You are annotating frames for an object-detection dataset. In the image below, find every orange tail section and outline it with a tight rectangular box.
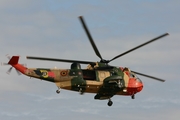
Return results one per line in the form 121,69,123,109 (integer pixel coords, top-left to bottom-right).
8,56,27,74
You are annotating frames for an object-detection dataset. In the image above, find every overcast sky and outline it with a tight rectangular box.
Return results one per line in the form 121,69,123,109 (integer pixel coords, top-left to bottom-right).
0,0,180,120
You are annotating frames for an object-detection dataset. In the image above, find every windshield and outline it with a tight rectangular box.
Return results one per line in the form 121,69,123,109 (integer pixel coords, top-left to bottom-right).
136,77,142,83
130,72,142,83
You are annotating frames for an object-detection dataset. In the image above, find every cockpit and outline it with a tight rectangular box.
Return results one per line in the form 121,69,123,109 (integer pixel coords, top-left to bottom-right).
123,67,142,83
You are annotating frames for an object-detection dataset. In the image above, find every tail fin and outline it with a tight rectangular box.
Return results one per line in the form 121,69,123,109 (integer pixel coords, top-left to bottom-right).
8,56,19,65
7,56,27,74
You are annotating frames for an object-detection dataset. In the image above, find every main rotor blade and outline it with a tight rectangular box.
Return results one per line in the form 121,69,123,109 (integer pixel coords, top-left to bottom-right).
27,56,94,64
132,70,165,82
109,33,169,62
79,16,103,60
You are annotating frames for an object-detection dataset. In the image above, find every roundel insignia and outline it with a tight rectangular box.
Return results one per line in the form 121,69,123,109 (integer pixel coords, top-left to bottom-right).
40,70,48,78
60,70,68,76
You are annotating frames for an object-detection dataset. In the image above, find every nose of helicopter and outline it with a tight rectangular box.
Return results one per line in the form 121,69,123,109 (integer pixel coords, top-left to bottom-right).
136,80,143,92
138,83,143,92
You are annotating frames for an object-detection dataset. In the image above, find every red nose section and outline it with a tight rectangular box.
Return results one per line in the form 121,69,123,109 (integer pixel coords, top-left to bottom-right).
126,78,144,95
132,77,143,93
136,81,143,92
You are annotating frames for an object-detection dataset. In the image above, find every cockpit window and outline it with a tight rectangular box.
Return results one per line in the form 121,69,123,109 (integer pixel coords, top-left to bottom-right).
130,72,142,83
129,73,135,78
136,78,142,83
130,72,135,78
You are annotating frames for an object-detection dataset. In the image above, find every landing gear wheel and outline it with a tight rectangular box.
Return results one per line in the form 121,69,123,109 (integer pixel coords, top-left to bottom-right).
56,90,60,94
107,100,113,106
79,88,84,95
80,91,84,95
131,94,135,99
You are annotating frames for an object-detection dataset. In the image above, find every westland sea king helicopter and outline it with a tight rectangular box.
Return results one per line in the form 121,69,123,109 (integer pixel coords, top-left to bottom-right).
3,16,169,106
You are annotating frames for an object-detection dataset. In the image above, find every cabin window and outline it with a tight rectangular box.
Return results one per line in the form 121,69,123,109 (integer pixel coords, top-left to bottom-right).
82,70,96,80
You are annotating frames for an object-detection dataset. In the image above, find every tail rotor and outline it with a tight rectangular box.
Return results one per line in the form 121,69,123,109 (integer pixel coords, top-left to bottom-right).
1,55,24,75
7,67,13,74
1,63,21,75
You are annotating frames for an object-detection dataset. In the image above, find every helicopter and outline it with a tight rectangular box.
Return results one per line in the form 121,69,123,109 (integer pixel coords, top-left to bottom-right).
3,16,169,106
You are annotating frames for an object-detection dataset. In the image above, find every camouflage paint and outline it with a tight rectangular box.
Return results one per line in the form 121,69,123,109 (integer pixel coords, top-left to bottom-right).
69,68,87,92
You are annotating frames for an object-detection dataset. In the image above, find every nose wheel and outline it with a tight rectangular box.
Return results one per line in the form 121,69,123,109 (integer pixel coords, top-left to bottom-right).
107,99,113,106
131,94,135,99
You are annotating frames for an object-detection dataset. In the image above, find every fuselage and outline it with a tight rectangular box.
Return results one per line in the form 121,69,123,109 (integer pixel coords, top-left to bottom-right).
9,56,143,97
23,67,143,96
